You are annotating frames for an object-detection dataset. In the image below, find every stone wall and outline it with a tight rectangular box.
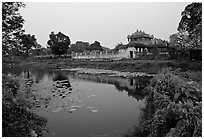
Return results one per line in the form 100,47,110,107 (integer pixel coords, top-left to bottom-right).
72,50,128,60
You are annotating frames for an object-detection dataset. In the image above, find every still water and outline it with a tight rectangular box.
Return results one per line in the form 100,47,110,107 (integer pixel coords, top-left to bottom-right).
3,66,151,137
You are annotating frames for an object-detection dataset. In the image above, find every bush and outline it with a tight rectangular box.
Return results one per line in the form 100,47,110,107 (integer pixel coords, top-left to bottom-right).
126,68,202,137
2,74,47,137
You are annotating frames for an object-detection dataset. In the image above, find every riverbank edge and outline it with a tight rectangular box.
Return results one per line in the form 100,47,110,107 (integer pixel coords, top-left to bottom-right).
2,75,47,137
61,67,154,77
5,58,202,75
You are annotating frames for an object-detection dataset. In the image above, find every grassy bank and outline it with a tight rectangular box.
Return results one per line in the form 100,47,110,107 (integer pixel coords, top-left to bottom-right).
7,58,202,74
2,75,47,137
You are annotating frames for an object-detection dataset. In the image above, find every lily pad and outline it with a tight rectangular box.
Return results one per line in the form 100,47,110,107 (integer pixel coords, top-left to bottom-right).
67,108,77,113
90,109,98,113
52,107,63,113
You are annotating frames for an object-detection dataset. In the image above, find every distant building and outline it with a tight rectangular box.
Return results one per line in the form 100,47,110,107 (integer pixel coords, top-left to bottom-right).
72,29,170,60
127,29,154,45
117,30,169,59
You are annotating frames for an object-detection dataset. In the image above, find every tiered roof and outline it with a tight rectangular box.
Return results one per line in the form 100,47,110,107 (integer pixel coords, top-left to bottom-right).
127,30,154,39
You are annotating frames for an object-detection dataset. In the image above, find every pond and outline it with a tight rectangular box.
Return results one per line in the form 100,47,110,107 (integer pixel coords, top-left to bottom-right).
3,66,151,137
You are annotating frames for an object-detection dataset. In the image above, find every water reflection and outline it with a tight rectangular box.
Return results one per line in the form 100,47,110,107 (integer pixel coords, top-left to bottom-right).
3,66,151,101
52,71,71,88
3,66,151,137
69,73,151,100
3,67,151,105
53,71,68,81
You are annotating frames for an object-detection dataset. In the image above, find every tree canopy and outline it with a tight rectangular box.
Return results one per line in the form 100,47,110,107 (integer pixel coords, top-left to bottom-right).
89,41,103,51
177,2,202,47
170,2,202,51
68,41,90,53
20,34,38,57
68,41,105,53
2,2,25,56
47,31,71,56
169,32,190,50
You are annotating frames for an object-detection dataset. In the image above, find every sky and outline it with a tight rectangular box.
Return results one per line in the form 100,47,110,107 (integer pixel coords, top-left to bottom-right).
19,2,189,49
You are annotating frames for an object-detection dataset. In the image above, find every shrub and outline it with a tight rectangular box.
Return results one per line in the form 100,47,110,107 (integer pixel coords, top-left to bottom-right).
126,68,202,137
2,74,47,137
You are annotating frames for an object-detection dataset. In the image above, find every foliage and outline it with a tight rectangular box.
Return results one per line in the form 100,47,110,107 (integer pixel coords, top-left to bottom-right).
179,70,202,84
2,2,25,56
114,42,125,51
30,44,44,56
2,75,47,137
89,41,103,51
169,2,202,60
178,2,202,47
19,34,38,57
2,75,20,100
68,41,104,53
169,31,190,50
68,41,90,53
126,68,202,137
47,31,71,56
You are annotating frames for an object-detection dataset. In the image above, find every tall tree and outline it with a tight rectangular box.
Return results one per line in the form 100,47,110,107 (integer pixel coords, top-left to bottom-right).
2,2,25,56
20,34,38,57
47,31,71,56
178,2,202,47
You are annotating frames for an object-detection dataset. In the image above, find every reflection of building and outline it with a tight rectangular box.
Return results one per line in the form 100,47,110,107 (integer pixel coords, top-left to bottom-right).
69,73,151,100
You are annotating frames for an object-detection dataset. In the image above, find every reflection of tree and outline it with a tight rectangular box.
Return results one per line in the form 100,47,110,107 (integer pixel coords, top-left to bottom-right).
52,71,69,81
52,71,71,88
3,65,23,75
28,69,48,83
69,73,152,101
23,69,30,79
114,82,145,100
113,77,151,100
